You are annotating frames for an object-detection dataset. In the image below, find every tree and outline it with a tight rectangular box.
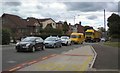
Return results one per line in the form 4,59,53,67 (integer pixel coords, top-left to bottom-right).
62,21,69,34
2,28,10,45
83,26,93,32
97,27,105,32
107,13,120,38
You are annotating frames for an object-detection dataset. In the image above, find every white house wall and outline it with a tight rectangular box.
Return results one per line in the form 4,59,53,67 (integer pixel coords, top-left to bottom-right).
42,20,56,29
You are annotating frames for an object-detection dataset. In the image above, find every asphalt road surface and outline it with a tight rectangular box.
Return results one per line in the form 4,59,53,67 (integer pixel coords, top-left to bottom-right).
2,44,83,71
2,42,119,72
92,43,118,70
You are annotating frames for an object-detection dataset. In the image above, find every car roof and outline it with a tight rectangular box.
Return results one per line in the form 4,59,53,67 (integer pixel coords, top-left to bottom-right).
25,36,41,39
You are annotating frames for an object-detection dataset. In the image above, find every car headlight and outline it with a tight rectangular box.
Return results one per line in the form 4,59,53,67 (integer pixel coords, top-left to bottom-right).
26,43,30,47
16,42,19,46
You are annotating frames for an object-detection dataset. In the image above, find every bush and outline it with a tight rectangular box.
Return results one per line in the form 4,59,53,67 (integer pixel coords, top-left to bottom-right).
2,29,10,45
111,34,120,39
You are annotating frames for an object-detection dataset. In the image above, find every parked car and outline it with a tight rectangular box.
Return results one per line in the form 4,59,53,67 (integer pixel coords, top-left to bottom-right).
15,37,45,52
61,36,71,45
100,37,106,42
44,36,62,48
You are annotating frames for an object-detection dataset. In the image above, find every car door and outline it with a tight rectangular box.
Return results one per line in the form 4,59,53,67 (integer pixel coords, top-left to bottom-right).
35,38,43,50
58,38,61,46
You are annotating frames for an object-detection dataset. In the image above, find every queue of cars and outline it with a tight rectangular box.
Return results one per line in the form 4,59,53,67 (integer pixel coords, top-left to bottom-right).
15,32,87,52
15,32,106,52
15,36,72,52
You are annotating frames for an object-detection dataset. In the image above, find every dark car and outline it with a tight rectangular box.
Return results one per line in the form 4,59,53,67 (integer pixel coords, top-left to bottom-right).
44,36,62,48
15,37,45,52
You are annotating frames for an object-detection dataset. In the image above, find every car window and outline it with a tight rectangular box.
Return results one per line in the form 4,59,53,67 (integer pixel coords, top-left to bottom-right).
45,37,56,41
21,37,36,42
78,35,81,38
36,38,43,42
61,36,69,39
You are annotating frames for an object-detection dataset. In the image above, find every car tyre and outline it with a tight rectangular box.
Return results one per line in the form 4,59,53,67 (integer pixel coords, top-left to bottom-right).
32,46,35,52
42,45,45,50
53,44,56,48
16,50,20,52
60,44,62,47
66,42,68,46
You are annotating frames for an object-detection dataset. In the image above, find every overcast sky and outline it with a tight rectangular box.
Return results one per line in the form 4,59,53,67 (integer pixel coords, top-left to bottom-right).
0,0,119,30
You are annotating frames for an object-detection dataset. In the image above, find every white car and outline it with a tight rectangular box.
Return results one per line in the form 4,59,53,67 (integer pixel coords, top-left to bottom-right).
100,37,106,42
61,36,71,45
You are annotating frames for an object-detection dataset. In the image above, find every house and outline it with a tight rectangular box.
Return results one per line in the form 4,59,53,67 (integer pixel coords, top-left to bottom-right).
75,24,84,33
25,17,56,35
1,13,57,40
56,21,63,30
25,17,41,35
38,18,56,29
68,22,84,34
2,13,28,40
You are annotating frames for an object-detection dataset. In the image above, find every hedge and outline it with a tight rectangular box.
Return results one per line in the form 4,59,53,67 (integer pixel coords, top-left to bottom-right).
2,29,10,45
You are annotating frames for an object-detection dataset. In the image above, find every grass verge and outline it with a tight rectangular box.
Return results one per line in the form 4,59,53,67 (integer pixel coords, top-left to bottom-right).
103,41,120,48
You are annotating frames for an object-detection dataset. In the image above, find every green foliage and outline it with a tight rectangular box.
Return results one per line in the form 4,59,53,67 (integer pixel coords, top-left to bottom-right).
107,13,120,38
2,28,10,45
98,27,105,32
62,21,69,34
111,34,120,39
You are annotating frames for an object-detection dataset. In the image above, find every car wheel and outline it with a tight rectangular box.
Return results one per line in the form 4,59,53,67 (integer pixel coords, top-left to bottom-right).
32,46,35,52
16,50,20,52
60,44,62,47
65,42,68,46
42,45,45,50
53,45,55,48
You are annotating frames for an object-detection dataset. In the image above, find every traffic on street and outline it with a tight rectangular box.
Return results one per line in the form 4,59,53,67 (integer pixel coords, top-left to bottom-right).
2,42,118,72
1,1,119,73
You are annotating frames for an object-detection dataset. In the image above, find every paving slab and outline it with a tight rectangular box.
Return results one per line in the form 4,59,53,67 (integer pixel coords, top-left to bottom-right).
18,45,95,71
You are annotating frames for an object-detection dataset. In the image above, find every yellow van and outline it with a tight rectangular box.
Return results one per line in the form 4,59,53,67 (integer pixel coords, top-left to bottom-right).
70,33,84,44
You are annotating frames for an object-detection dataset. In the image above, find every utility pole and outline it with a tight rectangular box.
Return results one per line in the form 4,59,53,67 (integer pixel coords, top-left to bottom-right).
104,9,106,32
74,16,75,25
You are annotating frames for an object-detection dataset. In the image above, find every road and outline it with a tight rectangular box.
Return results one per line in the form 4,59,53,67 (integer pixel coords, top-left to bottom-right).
2,44,83,71
92,43,118,70
2,42,119,72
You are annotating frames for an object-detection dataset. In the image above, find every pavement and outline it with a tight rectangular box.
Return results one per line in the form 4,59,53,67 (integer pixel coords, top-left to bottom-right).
16,45,95,71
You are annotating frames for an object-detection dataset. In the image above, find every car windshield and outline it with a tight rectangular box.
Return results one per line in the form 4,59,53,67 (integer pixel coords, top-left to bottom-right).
45,37,56,41
21,37,36,42
61,36,68,39
70,35,77,38
85,32,93,35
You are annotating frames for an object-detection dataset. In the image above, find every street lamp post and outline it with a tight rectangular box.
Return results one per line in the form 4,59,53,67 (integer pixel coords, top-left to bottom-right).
73,15,80,25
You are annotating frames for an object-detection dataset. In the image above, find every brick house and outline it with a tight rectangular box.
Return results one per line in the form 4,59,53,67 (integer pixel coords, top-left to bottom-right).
1,13,57,40
56,21,63,30
68,22,84,35
2,13,28,40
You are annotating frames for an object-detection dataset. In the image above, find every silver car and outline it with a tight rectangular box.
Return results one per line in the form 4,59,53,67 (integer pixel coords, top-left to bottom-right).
44,36,62,48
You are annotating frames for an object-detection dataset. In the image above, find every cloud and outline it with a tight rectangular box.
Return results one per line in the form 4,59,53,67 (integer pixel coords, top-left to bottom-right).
1,1,119,30
64,2,118,12
3,2,21,6
87,15,98,20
